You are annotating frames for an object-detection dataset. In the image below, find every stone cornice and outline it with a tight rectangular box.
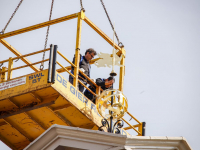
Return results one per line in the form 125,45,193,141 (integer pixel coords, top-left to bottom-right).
24,125,192,150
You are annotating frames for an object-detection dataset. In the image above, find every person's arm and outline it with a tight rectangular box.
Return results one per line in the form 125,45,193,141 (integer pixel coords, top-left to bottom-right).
96,78,114,87
105,80,114,85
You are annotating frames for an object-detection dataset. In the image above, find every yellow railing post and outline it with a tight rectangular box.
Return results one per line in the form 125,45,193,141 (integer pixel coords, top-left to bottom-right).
96,86,101,104
73,10,85,88
121,118,142,135
138,123,143,136
119,47,126,92
7,57,13,80
0,68,1,83
1,67,7,82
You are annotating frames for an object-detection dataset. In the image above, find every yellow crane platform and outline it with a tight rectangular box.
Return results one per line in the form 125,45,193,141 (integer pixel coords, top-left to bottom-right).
0,69,110,150
0,8,145,150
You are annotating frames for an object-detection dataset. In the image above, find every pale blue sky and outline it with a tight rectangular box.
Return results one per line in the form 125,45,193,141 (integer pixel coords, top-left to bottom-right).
0,0,200,149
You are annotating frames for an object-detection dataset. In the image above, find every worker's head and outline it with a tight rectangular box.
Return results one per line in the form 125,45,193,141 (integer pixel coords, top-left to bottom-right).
85,48,97,61
105,76,115,88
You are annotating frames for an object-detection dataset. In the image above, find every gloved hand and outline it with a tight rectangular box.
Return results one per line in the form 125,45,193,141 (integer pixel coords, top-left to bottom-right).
80,68,85,73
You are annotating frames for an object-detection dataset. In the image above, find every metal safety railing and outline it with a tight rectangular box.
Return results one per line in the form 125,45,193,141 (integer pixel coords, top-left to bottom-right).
0,45,101,102
0,45,145,136
0,48,50,82
122,111,146,136
0,9,144,136
53,45,102,100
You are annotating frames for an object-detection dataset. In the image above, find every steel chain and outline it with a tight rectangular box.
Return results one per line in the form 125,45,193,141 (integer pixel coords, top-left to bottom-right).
80,0,85,12
0,0,24,34
100,0,124,47
0,63,3,68
40,0,54,70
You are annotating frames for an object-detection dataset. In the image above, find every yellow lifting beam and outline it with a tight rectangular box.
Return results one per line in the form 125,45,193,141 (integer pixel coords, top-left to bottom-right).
0,13,78,39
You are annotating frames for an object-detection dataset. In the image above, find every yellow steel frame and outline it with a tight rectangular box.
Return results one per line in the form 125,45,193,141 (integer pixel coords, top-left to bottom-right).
0,67,7,82
0,11,144,136
0,39,40,72
7,57,13,80
0,11,125,91
122,111,143,136
73,11,84,87
0,13,78,39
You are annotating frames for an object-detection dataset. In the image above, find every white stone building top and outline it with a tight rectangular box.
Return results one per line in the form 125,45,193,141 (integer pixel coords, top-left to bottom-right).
24,124,192,150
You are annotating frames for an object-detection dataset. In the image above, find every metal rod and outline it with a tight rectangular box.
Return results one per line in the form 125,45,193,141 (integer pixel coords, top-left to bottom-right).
0,39,40,72
0,59,9,64
73,11,83,88
0,67,7,82
6,59,49,73
119,54,125,92
123,124,140,130
84,16,124,56
56,66,71,73
78,79,96,96
48,44,54,83
12,59,49,71
13,48,50,61
57,50,76,67
121,118,141,135
127,111,142,125
56,61,75,78
7,57,13,80
56,61,97,96
79,69,98,88
51,45,57,83
0,48,50,65
0,13,78,39
56,58,102,73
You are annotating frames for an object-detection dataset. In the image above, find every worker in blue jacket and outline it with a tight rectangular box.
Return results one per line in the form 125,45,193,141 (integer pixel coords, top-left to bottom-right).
84,76,115,104
69,48,97,92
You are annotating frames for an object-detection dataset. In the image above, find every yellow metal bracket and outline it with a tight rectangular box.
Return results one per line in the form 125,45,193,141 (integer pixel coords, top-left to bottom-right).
0,67,7,82
120,47,126,57
80,10,85,20
7,57,13,81
121,111,145,136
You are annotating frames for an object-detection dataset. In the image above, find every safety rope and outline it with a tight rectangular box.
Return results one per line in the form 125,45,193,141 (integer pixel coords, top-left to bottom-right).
40,0,54,70
80,0,85,12
100,0,124,47
0,0,24,34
